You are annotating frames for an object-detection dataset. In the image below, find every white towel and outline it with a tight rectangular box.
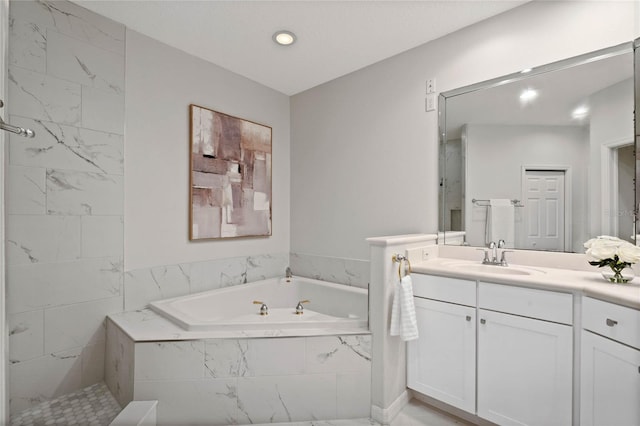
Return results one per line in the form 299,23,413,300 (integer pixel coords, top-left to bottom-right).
389,275,419,341
486,198,515,247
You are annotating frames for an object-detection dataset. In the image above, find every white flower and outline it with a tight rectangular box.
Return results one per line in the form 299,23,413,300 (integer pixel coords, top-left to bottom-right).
617,243,640,264
587,242,619,261
584,235,623,249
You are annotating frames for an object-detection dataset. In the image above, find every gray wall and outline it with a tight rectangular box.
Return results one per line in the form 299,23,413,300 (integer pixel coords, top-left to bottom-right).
290,0,638,262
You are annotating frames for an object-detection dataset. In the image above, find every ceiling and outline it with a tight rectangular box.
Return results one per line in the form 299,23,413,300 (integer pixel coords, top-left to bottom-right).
73,0,529,96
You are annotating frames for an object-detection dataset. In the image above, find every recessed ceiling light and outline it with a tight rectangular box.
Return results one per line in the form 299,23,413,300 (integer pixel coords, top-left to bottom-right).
572,105,589,120
519,88,538,102
273,30,296,46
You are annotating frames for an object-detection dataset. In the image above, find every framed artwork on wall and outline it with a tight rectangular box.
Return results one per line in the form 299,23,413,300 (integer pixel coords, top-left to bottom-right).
189,104,272,240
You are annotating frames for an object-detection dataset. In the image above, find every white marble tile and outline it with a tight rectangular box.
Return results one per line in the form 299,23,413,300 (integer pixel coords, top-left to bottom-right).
9,310,44,363
46,169,123,215
247,337,306,376
105,320,134,408
9,17,46,73
124,264,191,311
236,374,337,423
337,371,371,419
10,0,125,55
81,338,105,387
43,296,122,354
8,257,122,314
135,341,205,380
290,253,370,288
9,347,83,413
46,30,124,94
6,214,81,265
188,257,248,294
204,339,249,378
8,66,81,125
305,335,371,374
245,253,290,283
7,165,46,215
81,215,123,258
134,379,240,426
9,116,124,174
81,86,125,134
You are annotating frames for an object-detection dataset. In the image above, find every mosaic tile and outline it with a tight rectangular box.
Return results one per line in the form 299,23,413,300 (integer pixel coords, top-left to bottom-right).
10,382,121,426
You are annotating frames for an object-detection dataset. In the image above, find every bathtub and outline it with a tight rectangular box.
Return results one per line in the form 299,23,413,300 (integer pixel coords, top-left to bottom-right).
148,276,368,332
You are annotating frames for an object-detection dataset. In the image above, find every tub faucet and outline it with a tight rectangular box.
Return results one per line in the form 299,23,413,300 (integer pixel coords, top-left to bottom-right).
285,266,293,280
253,300,269,316
295,300,310,315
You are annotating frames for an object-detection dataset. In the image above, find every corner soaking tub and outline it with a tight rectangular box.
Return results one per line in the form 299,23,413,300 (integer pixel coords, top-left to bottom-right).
149,276,368,332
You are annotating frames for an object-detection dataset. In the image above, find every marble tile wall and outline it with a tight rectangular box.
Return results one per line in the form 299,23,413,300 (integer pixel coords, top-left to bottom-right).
106,321,371,425
290,252,370,289
6,0,125,413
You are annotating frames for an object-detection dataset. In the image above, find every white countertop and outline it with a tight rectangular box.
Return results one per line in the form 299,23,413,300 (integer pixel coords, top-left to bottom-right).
412,257,640,310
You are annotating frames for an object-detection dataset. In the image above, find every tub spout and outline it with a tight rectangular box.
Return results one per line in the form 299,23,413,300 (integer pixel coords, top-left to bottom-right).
285,266,293,281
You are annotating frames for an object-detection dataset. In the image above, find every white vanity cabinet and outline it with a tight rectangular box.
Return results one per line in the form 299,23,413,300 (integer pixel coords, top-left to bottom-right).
477,282,573,426
407,274,477,413
580,298,640,426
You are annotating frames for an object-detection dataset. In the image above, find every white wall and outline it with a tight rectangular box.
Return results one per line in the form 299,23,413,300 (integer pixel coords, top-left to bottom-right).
291,0,639,261
125,31,290,271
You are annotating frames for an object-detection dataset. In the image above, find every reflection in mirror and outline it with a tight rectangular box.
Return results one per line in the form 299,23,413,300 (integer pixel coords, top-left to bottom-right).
439,42,634,253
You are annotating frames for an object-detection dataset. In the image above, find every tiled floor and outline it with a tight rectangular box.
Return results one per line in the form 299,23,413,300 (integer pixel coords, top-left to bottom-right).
10,382,122,426
10,385,464,426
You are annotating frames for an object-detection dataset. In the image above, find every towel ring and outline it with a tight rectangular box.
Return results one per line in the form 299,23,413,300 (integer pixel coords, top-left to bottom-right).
392,254,412,280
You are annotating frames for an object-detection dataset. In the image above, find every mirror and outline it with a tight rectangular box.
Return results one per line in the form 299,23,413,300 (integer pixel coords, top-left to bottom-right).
439,42,635,253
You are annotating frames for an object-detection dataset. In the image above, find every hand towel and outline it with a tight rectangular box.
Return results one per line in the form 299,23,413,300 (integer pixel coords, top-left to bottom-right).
486,198,515,247
390,275,419,341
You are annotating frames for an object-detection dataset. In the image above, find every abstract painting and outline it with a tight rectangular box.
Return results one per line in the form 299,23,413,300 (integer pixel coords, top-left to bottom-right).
189,104,272,240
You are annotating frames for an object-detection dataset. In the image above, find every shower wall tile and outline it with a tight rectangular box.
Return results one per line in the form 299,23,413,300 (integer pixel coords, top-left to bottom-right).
7,257,122,314
9,310,44,363
46,169,123,215
188,256,250,294
9,17,46,73
6,214,81,265
43,296,122,354
244,253,290,283
81,215,123,258
9,116,124,174
9,346,83,413
124,264,191,311
135,341,205,381
81,86,125,134
9,0,125,55
81,338,106,387
290,252,370,288
7,166,46,215
8,66,81,125
46,30,124,94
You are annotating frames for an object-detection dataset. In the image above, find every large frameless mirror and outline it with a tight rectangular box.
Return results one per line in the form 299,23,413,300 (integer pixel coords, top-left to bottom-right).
439,42,635,253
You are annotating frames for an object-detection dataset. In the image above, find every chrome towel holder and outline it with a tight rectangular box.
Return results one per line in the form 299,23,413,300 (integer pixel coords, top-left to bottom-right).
392,254,412,280
0,99,35,138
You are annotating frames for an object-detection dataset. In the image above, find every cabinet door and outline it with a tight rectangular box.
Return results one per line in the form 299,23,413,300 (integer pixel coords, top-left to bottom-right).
407,297,476,413
581,330,640,426
477,309,572,426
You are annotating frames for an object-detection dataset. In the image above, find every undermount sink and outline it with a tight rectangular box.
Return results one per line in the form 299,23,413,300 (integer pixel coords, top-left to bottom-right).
445,262,544,276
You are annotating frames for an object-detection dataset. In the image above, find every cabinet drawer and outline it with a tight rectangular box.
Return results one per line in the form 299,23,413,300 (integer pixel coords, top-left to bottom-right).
412,274,476,307
479,282,573,324
583,297,640,350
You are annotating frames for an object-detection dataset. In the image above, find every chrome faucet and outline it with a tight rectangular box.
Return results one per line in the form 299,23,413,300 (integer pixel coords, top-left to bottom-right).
480,240,510,266
285,266,293,281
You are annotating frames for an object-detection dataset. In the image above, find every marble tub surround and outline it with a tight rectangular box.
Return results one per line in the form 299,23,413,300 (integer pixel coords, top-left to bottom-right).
105,320,371,425
124,252,289,311
6,0,125,413
415,245,640,309
290,252,370,289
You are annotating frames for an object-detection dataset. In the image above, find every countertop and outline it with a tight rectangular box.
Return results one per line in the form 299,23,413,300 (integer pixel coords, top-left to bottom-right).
412,257,640,310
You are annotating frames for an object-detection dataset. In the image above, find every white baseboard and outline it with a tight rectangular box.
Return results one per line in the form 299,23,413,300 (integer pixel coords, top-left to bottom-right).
370,390,411,425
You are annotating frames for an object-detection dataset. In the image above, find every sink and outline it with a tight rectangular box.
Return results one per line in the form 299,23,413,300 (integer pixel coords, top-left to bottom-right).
444,263,544,276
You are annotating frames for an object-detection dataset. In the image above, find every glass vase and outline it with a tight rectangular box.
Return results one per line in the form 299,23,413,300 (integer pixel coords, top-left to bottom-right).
601,268,635,284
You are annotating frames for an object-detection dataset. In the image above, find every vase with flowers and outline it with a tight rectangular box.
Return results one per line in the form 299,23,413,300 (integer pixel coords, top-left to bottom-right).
584,235,640,283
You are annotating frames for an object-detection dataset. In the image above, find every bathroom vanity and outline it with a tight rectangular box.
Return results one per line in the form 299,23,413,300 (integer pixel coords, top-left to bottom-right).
407,257,640,426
